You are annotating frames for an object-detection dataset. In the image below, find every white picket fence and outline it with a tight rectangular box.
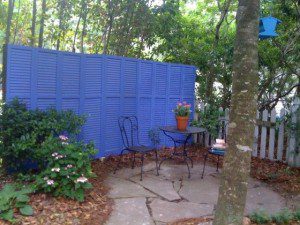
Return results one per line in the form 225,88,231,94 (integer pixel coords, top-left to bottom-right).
194,98,300,167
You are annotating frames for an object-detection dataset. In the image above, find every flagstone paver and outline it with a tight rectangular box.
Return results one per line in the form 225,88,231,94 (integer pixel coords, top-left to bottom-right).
150,198,214,223
106,176,156,198
105,197,154,225
105,161,289,225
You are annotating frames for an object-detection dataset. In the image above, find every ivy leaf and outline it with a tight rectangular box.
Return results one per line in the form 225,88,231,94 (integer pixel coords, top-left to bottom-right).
19,205,34,216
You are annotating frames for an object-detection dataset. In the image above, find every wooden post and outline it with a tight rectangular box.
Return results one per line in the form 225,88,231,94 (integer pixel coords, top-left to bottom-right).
252,111,259,157
268,109,276,160
260,110,268,159
277,108,285,161
287,97,300,167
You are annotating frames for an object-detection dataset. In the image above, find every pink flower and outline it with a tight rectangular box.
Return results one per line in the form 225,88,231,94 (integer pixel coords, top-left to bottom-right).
186,104,191,108
52,152,58,157
67,164,73,168
177,102,182,106
59,135,68,141
47,179,54,186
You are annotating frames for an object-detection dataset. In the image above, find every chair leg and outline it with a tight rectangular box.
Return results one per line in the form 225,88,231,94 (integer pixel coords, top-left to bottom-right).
140,154,144,181
201,153,208,179
132,153,136,169
114,149,126,174
155,150,159,176
184,157,191,179
216,155,220,172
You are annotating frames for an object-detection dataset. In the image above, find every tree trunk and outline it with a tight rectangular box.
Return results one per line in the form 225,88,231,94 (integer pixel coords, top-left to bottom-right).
72,3,83,52
56,0,66,50
213,0,260,224
4,0,14,46
38,0,46,48
13,0,21,43
205,0,232,104
80,1,88,53
30,0,37,46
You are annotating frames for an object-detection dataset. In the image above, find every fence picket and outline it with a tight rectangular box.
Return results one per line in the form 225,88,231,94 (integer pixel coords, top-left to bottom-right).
252,111,259,157
218,107,224,138
277,108,285,161
260,110,268,159
268,109,276,160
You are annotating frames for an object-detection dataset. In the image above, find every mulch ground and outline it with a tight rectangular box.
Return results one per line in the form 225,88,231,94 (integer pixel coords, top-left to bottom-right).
0,145,299,224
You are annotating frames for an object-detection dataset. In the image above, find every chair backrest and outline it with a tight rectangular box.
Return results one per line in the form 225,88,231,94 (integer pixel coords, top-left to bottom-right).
118,116,140,148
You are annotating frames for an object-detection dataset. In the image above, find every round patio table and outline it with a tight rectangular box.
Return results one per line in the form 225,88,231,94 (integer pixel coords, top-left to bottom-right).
158,126,206,178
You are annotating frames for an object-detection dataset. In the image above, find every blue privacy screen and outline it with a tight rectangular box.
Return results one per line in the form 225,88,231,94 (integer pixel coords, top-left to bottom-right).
5,45,196,158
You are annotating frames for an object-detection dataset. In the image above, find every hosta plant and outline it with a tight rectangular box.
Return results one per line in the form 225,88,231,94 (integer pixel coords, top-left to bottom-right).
35,135,96,202
0,184,33,222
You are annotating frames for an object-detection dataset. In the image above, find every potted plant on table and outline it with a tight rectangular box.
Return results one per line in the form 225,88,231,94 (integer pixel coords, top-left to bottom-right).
173,102,192,131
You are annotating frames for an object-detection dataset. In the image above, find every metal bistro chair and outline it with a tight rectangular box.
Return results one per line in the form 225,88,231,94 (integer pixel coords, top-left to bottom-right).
201,118,229,179
114,116,159,181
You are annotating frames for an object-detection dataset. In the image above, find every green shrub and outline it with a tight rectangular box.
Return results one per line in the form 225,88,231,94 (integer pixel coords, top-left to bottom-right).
294,208,300,220
0,98,85,172
0,183,33,222
192,104,225,139
249,210,271,224
271,209,294,224
34,135,96,202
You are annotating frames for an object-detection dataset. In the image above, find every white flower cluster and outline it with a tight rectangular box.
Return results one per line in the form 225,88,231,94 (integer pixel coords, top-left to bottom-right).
51,167,60,172
75,176,88,183
51,152,66,160
44,177,55,186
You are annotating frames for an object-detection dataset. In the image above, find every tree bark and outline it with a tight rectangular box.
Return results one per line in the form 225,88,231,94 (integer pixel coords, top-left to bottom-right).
72,1,84,52
38,0,46,48
30,0,37,46
213,0,260,224
4,0,14,46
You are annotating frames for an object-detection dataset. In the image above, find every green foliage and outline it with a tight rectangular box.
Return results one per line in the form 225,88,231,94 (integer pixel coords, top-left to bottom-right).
271,209,294,224
173,102,192,117
250,208,300,224
0,98,85,171
192,104,225,139
249,210,271,224
34,135,96,202
294,208,300,220
0,183,33,222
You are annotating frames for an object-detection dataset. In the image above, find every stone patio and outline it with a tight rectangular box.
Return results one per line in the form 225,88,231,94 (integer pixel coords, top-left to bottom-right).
105,161,288,225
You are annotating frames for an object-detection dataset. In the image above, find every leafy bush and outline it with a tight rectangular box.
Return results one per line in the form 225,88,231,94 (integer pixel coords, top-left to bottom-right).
271,209,294,224
0,98,85,172
0,98,97,202
294,208,300,220
249,210,271,224
34,135,96,202
192,104,225,139
0,184,33,222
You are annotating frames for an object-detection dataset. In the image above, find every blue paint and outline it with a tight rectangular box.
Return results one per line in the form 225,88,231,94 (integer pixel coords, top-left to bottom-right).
259,16,282,39
5,45,196,158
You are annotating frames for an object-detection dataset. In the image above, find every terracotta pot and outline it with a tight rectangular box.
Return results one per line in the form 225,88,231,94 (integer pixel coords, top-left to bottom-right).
176,116,189,131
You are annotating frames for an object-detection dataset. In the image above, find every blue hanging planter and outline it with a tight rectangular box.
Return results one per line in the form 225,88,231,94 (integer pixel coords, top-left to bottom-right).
259,16,282,39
